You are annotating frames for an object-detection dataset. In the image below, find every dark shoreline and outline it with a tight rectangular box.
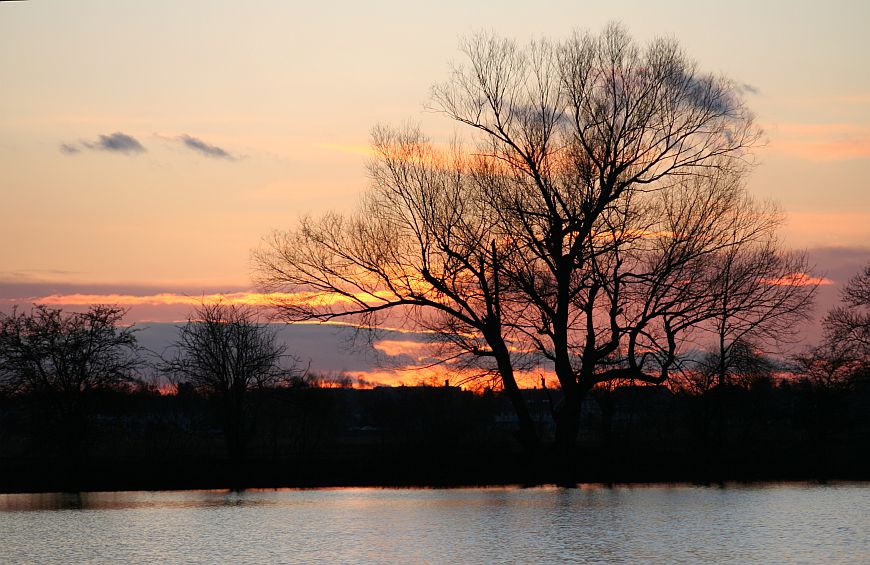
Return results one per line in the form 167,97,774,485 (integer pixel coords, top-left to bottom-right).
2,381,868,495
3,445,868,495
3,479,869,502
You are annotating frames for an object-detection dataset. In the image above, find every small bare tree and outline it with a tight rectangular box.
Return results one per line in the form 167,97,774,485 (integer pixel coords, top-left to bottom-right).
797,262,870,388
165,301,301,469
825,262,870,357
793,340,861,389
0,304,139,394
694,201,817,387
0,305,140,467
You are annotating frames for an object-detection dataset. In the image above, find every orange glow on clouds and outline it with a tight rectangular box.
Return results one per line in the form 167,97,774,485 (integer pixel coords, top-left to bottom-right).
373,339,433,360
762,272,834,287
773,122,870,161
345,366,555,390
35,291,323,307
29,290,386,309
360,337,558,388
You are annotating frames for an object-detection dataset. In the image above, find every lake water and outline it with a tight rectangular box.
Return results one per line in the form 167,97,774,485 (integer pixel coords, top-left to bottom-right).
1,484,867,564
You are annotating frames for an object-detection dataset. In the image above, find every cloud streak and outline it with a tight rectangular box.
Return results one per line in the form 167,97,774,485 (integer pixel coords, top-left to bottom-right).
762,272,834,287
24,290,352,308
177,134,235,160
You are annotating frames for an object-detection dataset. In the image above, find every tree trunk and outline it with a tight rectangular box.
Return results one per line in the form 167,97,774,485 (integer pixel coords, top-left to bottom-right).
492,340,538,452
554,388,585,453
222,398,249,490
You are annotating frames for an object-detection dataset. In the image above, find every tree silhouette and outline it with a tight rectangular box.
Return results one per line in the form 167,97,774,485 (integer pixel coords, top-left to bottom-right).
257,126,541,448
798,262,870,389
164,301,302,477
0,304,140,476
825,262,870,357
699,234,817,388
255,24,815,453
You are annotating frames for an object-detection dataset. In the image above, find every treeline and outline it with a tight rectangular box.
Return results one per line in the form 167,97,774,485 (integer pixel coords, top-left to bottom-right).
0,366,868,492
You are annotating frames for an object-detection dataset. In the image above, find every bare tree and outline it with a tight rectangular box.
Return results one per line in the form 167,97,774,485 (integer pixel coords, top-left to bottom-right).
428,24,762,448
256,126,541,448
0,305,140,466
694,203,817,387
697,338,776,388
0,304,139,398
825,262,870,357
255,24,811,453
793,339,861,389
796,262,870,389
164,301,301,470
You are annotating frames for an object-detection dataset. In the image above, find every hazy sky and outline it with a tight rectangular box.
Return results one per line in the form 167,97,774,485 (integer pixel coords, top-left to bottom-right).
1,1,868,381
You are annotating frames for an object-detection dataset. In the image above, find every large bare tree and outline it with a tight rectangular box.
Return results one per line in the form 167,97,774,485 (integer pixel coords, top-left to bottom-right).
254,25,817,451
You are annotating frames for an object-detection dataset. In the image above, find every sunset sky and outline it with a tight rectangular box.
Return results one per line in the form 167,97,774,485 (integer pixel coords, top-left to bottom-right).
1,1,868,383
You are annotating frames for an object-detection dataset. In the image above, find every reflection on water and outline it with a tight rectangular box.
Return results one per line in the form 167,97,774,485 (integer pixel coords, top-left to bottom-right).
0,485,868,564
0,490,280,512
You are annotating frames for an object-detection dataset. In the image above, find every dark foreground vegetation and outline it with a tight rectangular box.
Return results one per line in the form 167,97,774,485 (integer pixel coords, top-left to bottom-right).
1,375,868,493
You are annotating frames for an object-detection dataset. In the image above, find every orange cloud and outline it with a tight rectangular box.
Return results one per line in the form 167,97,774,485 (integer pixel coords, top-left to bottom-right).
32,291,356,308
762,272,834,287
784,212,870,248
373,339,433,359
776,140,870,161
344,364,556,390
771,122,870,161
344,369,445,388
